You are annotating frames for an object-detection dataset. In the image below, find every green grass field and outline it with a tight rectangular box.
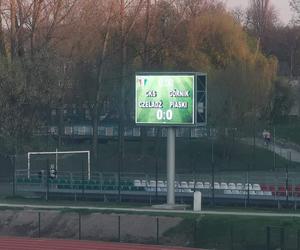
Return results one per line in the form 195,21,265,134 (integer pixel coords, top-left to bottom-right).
16,136,299,175
275,118,300,145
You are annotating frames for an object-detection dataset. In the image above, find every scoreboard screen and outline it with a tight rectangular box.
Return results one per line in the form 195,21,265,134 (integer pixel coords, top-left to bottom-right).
135,73,196,125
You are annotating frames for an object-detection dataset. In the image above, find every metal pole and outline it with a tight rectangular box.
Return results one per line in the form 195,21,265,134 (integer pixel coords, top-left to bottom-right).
55,148,58,172
82,160,85,199
211,139,215,206
253,124,256,170
280,227,285,250
273,127,276,171
118,166,121,203
155,128,160,202
12,155,16,197
78,213,81,240
230,225,234,250
118,215,121,242
194,219,197,247
27,153,30,179
247,164,250,206
167,127,175,205
87,151,90,180
297,229,300,250
286,163,289,206
266,226,270,250
46,159,49,201
156,217,159,244
38,212,41,238
155,161,158,202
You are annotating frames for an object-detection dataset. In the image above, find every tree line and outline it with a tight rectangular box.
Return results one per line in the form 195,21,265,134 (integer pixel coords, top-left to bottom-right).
0,0,298,166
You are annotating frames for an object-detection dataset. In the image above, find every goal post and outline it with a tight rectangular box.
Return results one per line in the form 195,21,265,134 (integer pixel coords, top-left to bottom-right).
27,150,91,180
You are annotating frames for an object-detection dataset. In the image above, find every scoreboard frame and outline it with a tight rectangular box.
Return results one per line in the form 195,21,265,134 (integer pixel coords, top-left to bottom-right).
135,72,207,127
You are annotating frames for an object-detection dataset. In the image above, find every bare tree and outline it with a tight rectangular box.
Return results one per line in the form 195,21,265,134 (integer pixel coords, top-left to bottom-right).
291,0,300,23
0,0,7,57
246,0,278,52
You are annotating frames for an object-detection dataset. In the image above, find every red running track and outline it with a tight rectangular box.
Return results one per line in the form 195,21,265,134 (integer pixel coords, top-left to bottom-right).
0,237,203,250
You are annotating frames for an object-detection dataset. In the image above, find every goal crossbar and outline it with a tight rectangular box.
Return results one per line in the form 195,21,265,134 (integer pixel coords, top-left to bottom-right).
27,150,91,180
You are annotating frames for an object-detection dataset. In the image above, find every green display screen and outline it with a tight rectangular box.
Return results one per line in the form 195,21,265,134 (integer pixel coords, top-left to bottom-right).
135,74,195,125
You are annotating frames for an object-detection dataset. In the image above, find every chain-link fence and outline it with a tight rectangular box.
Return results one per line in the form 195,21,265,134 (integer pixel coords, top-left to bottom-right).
6,167,300,209
1,209,300,250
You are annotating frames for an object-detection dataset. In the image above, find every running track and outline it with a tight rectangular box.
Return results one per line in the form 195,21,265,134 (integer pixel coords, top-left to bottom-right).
0,237,203,250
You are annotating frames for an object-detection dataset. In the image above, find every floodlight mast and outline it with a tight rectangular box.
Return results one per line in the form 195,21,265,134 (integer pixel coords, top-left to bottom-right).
27,150,90,180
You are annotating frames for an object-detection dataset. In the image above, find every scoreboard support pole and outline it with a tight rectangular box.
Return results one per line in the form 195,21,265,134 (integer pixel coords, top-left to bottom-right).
167,127,176,205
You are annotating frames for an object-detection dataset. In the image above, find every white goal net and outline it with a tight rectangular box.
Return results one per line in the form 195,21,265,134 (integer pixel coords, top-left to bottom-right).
27,150,91,180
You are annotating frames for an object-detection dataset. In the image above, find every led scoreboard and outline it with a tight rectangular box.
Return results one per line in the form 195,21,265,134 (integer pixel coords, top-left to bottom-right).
135,73,206,126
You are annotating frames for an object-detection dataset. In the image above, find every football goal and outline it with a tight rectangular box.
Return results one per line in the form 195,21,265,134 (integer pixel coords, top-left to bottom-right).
27,150,90,180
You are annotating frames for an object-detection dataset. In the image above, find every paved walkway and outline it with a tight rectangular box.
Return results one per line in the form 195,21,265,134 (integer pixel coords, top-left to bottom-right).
1,202,300,218
240,138,300,163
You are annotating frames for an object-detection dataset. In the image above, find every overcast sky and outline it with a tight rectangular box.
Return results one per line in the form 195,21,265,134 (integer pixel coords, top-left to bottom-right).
224,0,294,25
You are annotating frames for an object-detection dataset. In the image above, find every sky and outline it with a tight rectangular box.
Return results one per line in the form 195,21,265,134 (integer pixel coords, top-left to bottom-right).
224,0,294,25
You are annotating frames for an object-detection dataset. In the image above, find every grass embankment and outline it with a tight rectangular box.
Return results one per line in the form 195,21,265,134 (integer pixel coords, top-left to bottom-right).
1,196,300,249
276,118,300,146
166,214,300,250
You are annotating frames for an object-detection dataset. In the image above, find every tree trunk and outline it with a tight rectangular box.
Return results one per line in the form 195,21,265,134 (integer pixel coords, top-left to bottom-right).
91,8,111,171
118,0,126,200
10,0,17,61
140,0,151,162
0,0,7,57
58,106,64,149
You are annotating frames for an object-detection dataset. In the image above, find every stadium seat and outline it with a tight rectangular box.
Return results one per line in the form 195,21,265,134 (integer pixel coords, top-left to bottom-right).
276,186,285,196
295,185,300,196
188,181,195,189
256,190,264,195
156,180,165,192
149,180,156,187
252,184,261,191
228,183,236,190
268,185,276,195
133,179,141,187
204,182,210,189
260,184,268,191
214,182,220,189
145,180,156,192
260,184,275,195
244,183,253,190
140,180,147,187
220,182,228,189
180,181,192,192
120,180,132,191
236,183,243,190
180,181,188,187
157,180,165,187
88,180,99,190
249,190,256,195
195,181,204,189
16,177,24,183
232,190,241,195
263,191,272,196
224,190,232,195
